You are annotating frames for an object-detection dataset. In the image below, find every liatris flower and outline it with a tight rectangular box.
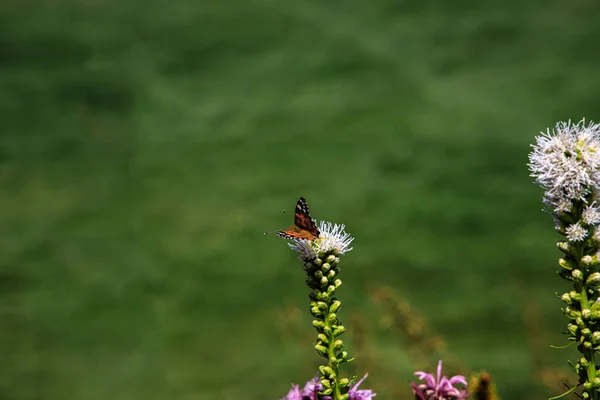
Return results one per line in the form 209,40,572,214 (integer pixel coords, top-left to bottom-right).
529,120,600,400
411,360,470,400
281,374,375,400
281,377,322,400
277,198,356,400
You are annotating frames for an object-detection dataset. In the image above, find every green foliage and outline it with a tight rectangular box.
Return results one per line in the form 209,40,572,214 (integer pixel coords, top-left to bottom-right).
2,0,600,399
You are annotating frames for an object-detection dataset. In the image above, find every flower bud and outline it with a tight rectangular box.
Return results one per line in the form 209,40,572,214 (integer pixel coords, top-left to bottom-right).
580,357,590,368
582,255,595,266
587,272,600,286
327,285,336,295
334,279,342,288
581,327,592,338
592,331,600,345
561,293,572,304
317,333,328,343
327,313,338,324
323,325,332,336
332,325,346,337
320,276,329,287
338,378,350,388
582,308,592,319
314,270,324,279
572,269,584,281
326,254,337,264
313,320,326,332
321,388,333,396
320,379,332,389
568,323,579,336
584,340,593,349
327,270,336,280
329,300,342,313
310,306,322,318
333,340,344,352
314,258,323,266
321,263,331,272
557,241,574,255
559,257,575,270
319,365,334,377
315,344,328,357
570,291,582,302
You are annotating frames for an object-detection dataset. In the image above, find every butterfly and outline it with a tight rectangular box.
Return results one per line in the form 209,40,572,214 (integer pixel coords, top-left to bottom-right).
276,197,320,241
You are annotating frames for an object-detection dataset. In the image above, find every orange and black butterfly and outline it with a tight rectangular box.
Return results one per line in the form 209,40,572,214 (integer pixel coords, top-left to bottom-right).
277,197,320,241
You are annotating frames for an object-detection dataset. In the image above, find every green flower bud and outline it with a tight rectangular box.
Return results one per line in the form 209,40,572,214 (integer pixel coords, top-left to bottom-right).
314,258,323,266
313,320,326,331
314,270,324,279
319,365,334,377
583,340,593,349
559,257,576,270
570,291,582,302
340,395,350,400
593,310,600,320
333,340,344,352
316,301,328,310
310,306,322,317
321,388,333,396
561,293,572,304
565,306,582,319
319,292,330,302
323,325,332,336
580,358,590,368
334,279,342,288
568,323,579,336
327,270,336,280
320,276,329,287
338,377,350,388
593,377,600,388
581,327,592,338
332,325,346,337
317,333,328,343
321,263,331,272
336,351,348,360
587,272,600,286
572,269,584,281
557,241,574,255
330,300,342,313
320,379,332,389
576,317,585,327
315,344,328,357
327,313,338,324
326,254,337,264
582,308,592,319
584,382,593,391
592,331,600,345
327,285,336,295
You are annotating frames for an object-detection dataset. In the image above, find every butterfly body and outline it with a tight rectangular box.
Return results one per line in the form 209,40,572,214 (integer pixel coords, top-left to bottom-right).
277,197,320,241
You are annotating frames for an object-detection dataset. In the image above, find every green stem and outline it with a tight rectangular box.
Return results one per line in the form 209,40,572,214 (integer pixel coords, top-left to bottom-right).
326,311,341,400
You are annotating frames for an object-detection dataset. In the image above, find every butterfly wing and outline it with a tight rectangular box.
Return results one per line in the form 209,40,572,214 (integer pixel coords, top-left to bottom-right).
277,197,320,240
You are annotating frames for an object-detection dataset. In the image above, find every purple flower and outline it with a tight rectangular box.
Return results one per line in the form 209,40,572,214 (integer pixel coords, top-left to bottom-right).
281,374,375,400
281,377,323,400
411,361,470,400
348,373,376,399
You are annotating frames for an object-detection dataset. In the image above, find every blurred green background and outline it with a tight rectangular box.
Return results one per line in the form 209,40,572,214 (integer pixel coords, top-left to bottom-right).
2,0,600,399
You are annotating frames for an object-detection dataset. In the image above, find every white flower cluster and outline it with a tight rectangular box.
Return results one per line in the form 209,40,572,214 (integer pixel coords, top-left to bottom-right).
529,119,600,210
287,221,354,261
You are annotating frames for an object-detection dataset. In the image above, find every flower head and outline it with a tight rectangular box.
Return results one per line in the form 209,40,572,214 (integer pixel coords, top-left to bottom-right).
287,221,354,261
348,373,376,399
281,377,323,400
411,361,470,400
529,119,600,210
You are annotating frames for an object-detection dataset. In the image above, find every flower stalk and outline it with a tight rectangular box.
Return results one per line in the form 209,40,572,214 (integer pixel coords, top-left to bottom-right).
529,119,600,400
284,221,357,400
